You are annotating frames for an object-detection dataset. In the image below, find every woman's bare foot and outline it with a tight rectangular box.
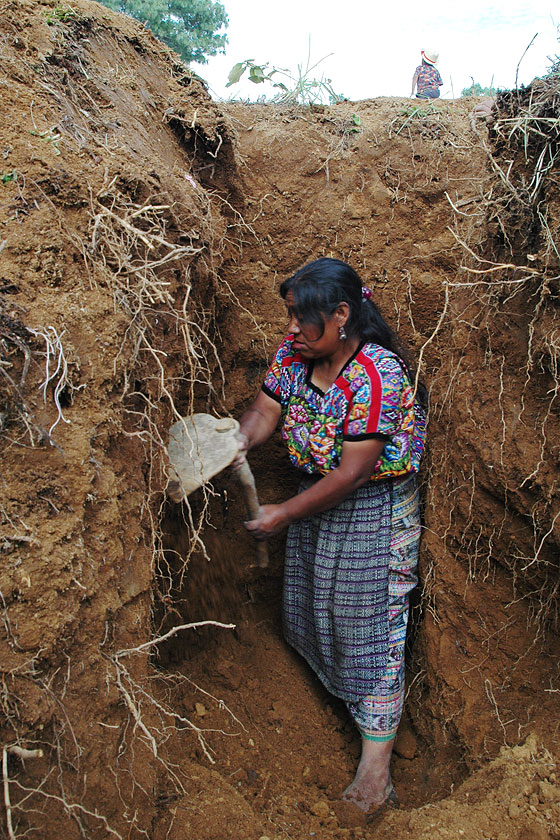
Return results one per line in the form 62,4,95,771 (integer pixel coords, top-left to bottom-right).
342,772,393,812
342,736,395,813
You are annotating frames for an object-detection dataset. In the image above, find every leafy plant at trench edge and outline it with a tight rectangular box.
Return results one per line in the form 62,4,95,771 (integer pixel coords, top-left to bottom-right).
226,49,345,106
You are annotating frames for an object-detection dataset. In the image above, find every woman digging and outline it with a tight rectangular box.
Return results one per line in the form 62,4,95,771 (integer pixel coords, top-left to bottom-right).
234,257,427,819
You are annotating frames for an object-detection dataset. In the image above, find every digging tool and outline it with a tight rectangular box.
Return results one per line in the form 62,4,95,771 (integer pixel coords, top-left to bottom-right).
166,413,269,568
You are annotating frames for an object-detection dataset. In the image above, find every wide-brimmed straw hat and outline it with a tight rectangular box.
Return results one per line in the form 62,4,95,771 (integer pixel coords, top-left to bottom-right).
422,49,439,65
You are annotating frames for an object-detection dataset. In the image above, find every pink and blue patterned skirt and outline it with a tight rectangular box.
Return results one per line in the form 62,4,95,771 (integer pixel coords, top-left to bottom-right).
283,473,420,739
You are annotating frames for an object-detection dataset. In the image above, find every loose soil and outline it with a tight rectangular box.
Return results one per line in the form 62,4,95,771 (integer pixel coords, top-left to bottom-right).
0,2,558,839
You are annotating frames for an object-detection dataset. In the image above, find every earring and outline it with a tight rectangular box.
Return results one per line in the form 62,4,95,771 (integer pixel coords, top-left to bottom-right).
338,325,347,341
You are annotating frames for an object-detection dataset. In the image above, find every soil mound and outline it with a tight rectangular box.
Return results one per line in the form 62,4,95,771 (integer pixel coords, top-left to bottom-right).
0,2,558,838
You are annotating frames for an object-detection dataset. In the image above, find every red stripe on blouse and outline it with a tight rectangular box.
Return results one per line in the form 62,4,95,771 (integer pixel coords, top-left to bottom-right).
337,350,383,435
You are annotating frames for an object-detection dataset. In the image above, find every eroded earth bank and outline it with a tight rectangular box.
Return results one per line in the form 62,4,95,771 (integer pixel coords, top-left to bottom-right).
0,2,559,838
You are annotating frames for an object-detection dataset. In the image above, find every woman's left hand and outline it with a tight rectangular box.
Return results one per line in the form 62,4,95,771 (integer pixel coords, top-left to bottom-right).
244,504,290,540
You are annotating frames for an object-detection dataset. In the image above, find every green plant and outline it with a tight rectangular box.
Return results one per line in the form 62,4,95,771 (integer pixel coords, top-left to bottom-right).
226,59,288,92
0,171,17,185
226,43,344,106
388,103,443,136
461,80,497,97
397,104,436,118
546,56,560,76
349,113,362,133
30,129,61,155
45,4,77,24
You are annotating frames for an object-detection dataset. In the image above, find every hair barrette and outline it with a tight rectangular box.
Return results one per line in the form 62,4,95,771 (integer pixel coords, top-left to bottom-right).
361,286,372,300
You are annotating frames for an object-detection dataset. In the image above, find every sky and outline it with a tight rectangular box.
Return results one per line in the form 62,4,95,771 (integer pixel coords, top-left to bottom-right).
197,0,559,103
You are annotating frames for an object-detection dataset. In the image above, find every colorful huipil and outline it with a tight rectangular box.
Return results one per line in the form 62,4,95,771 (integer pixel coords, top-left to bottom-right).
262,335,426,481
262,335,426,707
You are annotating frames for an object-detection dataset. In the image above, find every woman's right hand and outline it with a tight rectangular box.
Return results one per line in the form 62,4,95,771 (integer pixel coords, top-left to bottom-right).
230,391,281,470
231,431,249,470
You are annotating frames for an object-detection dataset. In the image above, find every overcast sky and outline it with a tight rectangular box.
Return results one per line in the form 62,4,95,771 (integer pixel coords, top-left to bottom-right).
197,0,559,102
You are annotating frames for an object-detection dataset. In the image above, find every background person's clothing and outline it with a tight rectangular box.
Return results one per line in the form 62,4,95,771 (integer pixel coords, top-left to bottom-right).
414,63,443,98
417,87,440,99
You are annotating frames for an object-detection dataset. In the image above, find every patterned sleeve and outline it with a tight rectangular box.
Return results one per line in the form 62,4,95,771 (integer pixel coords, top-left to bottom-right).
343,355,405,440
261,336,293,403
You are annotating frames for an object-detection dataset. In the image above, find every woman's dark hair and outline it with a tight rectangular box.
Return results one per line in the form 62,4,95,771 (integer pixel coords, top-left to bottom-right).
280,257,427,404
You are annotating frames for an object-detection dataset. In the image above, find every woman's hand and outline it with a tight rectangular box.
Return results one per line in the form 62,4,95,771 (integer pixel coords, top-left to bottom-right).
244,504,291,540
231,432,249,470
230,391,281,471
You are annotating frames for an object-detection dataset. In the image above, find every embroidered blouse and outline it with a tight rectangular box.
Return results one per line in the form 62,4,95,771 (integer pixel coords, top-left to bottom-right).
262,335,426,481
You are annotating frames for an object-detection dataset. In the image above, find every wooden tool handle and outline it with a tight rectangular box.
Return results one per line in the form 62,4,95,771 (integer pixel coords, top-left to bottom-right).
236,461,269,568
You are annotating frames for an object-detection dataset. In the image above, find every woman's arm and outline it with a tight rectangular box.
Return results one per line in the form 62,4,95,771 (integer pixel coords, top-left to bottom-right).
244,437,386,539
234,390,281,466
410,69,419,96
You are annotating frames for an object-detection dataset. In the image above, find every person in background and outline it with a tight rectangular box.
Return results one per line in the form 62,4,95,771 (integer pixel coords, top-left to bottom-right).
411,49,443,99
234,257,427,818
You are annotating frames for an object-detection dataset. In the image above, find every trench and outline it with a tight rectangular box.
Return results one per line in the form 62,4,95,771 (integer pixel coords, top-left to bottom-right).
140,93,560,838
152,438,467,834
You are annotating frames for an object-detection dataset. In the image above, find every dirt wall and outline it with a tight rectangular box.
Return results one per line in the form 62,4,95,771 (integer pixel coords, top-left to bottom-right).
0,0,242,834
